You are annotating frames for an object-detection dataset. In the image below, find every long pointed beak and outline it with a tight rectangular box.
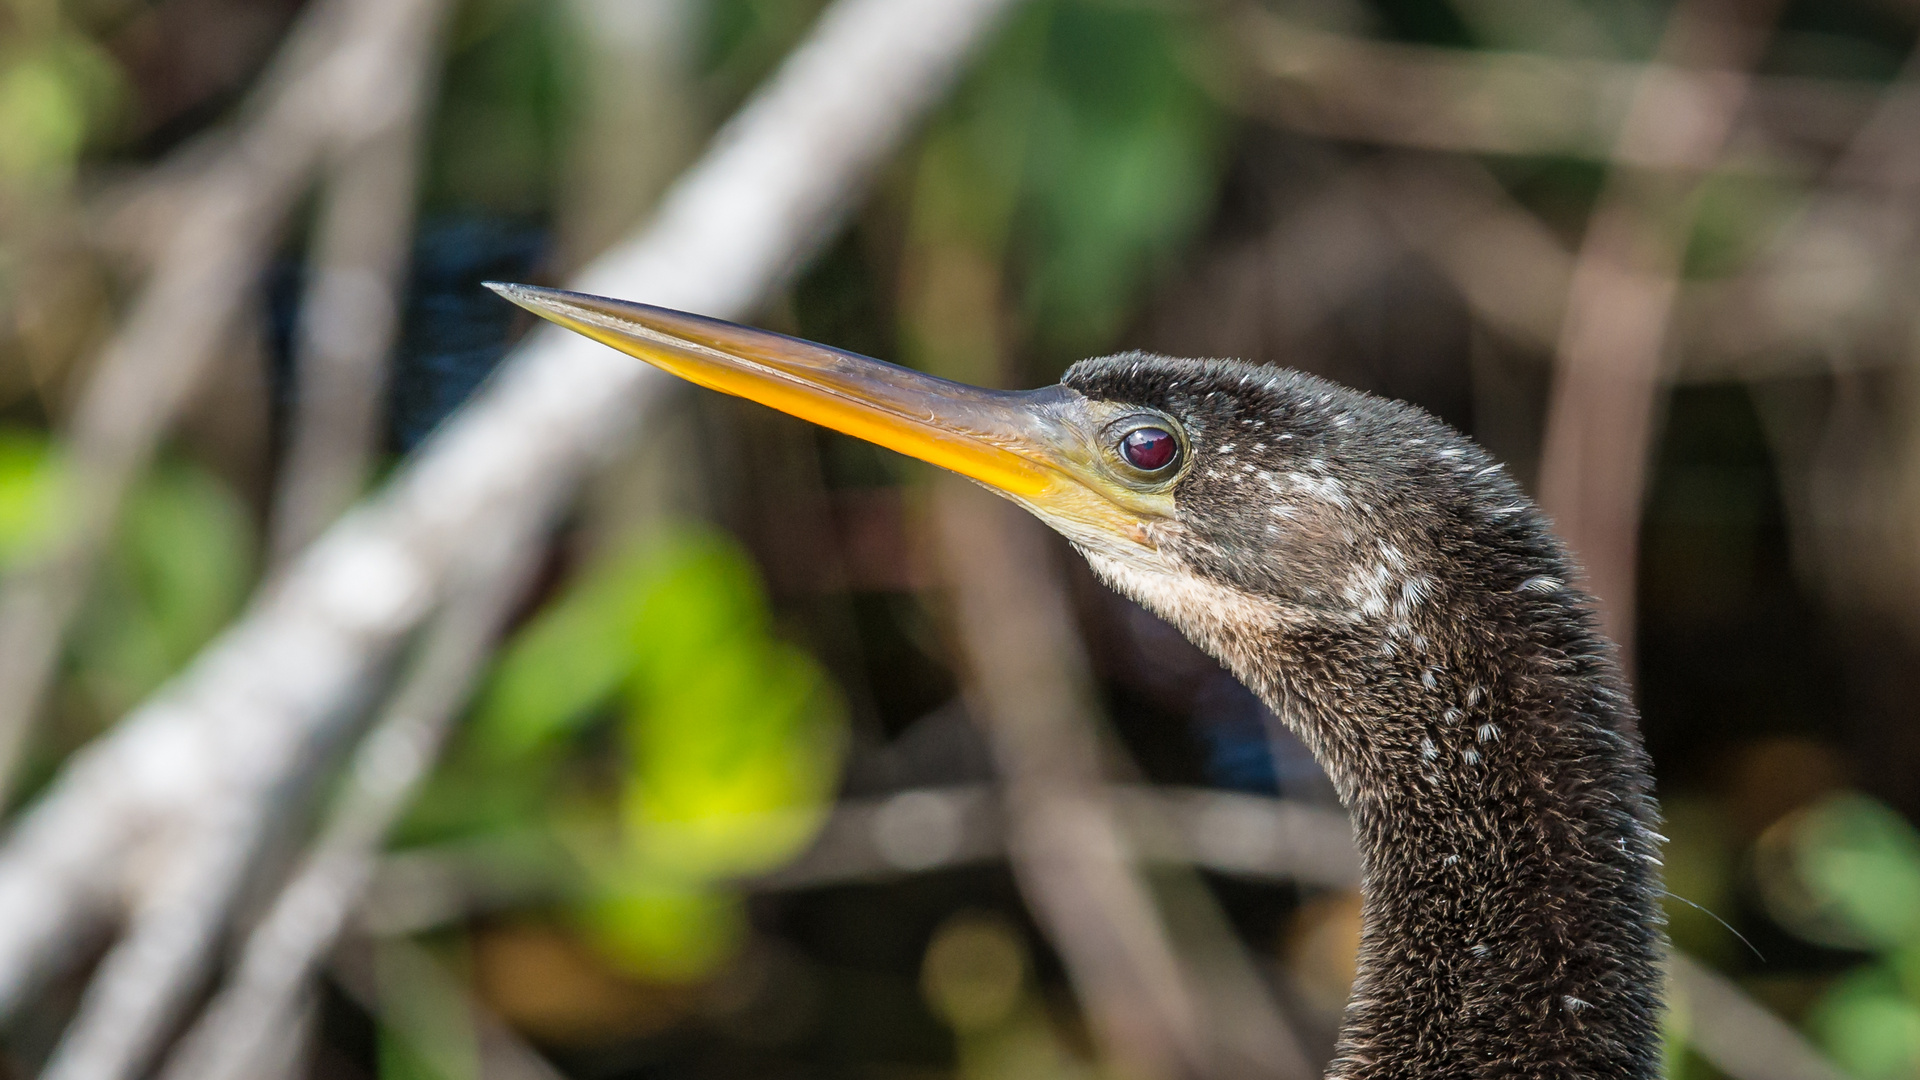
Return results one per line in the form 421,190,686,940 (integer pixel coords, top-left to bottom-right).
487,283,1171,551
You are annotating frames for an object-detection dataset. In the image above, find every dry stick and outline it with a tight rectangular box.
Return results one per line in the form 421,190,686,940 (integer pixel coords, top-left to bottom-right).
0,0,448,806
1669,952,1846,1080
1234,18,1920,385
1686,48,1920,371
41,436,539,1080
553,0,701,273
1535,0,1784,656
268,30,444,567
778,787,1842,1080
752,784,1363,893
350,782,1839,1080
0,0,1024,1027
930,481,1316,1080
356,785,1360,933
152,534,537,1080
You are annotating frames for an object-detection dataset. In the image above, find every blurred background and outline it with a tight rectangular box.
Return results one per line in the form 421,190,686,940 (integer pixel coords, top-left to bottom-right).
2,0,1920,1077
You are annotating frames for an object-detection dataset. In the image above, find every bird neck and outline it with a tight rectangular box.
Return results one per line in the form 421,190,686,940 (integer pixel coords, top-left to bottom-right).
1260,603,1666,1079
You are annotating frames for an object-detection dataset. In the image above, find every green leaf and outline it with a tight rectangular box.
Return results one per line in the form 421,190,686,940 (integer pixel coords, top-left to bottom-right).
424,0,577,214
579,878,746,983
472,528,771,759
0,428,59,565
1012,0,1226,353
618,533,845,878
1790,794,1920,953
70,458,253,716
1684,173,1802,279
374,942,481,1080
471,559,643,760
1811,965,1920,1080
448,526,847,980
625,638,842,878
0,34,122,188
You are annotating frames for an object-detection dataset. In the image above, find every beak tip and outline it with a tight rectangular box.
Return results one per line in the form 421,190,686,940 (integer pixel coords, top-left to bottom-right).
484,281,560,316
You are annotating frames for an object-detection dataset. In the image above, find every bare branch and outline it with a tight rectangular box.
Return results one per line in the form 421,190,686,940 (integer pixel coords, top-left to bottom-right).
355,782,1840,1080
1669,951,1848,1080
39,390,534,1080
0,0,452,803
0,0,1023,1026
1361,158,1575,350
761,784,1359,893
268,22,446,565
151,532,539,1080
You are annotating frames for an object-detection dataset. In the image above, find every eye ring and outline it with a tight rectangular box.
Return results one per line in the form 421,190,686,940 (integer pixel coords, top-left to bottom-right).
1118,424,1180,474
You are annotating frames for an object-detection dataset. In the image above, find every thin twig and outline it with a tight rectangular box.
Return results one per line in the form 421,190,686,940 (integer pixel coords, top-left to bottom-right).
762,784,1360,892
1141,169,1411,361
1669,951,1847,1080
1535,0,1784,655
349,782,1838,1080
0,0,1024,1025
1683,46,1920,369
31,791,277,1080
152,532,540,1080
0,0,450,805
268,23,446,566
356,785,1357,935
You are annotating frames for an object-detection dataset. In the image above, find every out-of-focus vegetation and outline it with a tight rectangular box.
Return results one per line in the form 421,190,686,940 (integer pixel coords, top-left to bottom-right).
1757,794,1920,1079
420,528,846,982
4,0,1920,1076
0,428,251,745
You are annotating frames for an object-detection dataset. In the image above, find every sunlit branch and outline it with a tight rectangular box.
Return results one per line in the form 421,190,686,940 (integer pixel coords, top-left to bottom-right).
0,0,451,807
151,532,539,1080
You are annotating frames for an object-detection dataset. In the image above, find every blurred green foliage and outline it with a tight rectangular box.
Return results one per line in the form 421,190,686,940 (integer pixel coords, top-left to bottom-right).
7,0,1918,1072
425,0,577,215
1684,173,1803,281
0,426,59,561
0,21,120,192
701,0,829,106
1660,798,1742,966
69,458,254,717
1767,794,1920,1079
912,0,1226,361
0,430,252,723
427,528,846,981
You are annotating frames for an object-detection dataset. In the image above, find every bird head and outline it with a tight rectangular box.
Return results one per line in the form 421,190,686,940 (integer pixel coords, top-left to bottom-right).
489,285,1546,676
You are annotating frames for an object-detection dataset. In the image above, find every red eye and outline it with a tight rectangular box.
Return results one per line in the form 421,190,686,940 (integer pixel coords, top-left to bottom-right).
1120,426,1178,472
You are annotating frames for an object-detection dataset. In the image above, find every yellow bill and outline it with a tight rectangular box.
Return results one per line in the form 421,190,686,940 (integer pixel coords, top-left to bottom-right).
486,283,1180,552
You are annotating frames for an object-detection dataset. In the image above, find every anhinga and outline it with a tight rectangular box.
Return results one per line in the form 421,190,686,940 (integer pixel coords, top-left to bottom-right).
490,282,1666,1080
